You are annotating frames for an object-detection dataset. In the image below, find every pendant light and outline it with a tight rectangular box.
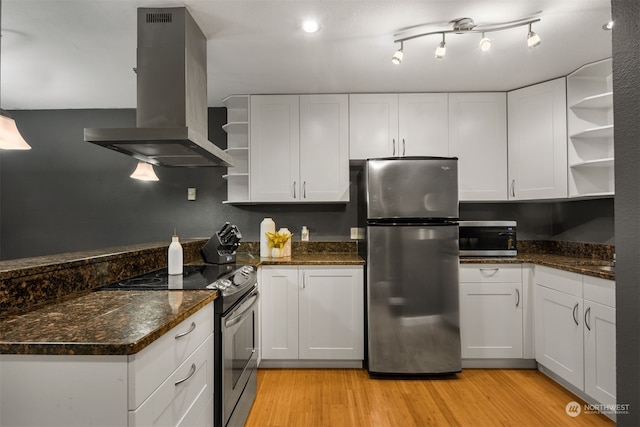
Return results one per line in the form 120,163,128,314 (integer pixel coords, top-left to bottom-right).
0,0,31,150
0,111,31,149
130,161,159,181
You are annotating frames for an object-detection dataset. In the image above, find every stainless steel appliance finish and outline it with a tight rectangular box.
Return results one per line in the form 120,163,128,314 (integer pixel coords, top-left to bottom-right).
459,220,517,256
84,7,233,168
220,287,259,427
362,157,461,376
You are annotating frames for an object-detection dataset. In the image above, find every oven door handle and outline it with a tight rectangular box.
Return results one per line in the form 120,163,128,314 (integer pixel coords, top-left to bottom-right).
225,289,259,328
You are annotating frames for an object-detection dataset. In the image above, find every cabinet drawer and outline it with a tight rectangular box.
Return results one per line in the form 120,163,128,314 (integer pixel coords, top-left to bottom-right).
535,266,582,297
129,334,214,427
583,275,615,308
460,264,522,283
128,302,214,409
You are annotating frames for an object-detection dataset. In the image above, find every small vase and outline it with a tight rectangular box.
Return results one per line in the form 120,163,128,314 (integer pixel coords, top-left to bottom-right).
271,247,283,258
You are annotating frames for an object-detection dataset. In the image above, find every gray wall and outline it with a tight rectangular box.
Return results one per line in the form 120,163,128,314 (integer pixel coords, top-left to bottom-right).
0,107,359,260
0,107,615,260
612,0,639,424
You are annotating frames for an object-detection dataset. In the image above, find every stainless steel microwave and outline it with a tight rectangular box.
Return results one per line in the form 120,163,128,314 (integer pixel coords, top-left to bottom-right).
459,221,517,256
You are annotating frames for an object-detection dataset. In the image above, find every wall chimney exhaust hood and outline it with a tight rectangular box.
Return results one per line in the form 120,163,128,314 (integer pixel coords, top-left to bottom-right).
85,7,234,167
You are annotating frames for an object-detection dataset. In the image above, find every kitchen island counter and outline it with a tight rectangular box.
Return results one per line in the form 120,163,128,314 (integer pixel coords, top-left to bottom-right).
0,289,216,356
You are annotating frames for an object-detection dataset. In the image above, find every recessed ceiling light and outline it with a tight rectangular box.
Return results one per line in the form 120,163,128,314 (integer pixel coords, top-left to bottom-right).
602,20,614,30
302,20,320,33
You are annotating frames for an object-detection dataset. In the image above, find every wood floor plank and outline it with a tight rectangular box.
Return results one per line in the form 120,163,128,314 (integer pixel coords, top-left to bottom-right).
245,368,615,427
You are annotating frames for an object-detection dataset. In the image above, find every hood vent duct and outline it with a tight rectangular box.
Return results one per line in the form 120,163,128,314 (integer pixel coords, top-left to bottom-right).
84,7,233,167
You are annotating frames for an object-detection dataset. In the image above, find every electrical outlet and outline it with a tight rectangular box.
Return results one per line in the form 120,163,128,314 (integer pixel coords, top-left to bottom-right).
187,187,196,201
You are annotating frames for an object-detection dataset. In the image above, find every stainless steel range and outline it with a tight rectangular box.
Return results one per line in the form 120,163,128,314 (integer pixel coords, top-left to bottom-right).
97,262,259,427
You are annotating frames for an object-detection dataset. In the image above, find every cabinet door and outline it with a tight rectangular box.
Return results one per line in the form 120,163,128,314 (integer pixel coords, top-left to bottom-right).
349,94,398,159
449,93,508,201
260,266,299,359
298,267,364,360
535,285,584,390
584,300,616,406
460,282,523,358
250,95,300,202
507,78,568,200
398,93,449,156
299,95,350,202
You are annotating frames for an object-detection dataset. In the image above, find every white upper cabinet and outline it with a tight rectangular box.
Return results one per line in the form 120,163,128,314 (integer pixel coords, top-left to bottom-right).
349,93,448,159
349,94,399,159
567,58,614,198
507,78,568,200
398,93,449,156
299,95,350,202
449,93,508,201
250,94,349,202
250,95,300,202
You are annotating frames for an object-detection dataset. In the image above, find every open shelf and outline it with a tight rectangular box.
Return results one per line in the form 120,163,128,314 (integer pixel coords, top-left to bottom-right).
570,92,613,110
570,124,614,139
567,59,614,199
222,122,249,133
570,158,614,168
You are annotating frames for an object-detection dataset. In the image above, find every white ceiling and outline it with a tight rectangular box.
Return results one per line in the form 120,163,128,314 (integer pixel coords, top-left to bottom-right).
1,0,612,109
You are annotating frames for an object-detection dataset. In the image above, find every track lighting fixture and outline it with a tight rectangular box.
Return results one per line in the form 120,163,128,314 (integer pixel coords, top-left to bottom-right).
479,33,491,52
391,41,404,64
392,15,541,62
435,34,446,59
130,161,159,181
527,23,541,48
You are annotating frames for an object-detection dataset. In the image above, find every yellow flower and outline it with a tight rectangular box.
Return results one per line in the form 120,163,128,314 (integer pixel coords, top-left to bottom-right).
265,230,293,249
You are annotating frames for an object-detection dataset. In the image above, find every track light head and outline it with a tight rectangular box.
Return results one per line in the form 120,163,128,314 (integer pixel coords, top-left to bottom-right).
527,23,541,48
435,34,446,59
479,33,491,51
391,42,404,64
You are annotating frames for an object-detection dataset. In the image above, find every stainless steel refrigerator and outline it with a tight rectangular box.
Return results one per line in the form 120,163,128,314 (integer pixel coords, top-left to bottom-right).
359,157,461,376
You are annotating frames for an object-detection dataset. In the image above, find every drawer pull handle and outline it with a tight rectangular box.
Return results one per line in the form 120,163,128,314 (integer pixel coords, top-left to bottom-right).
585,306,591,331
175,322,196,339
515,288,520,307
174,363,196,386
572,303,579,326
479,268,499,276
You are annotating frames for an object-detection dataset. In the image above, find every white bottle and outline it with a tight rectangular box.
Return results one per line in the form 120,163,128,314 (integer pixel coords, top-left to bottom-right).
301,226,309,241
168,233,183,275
260,218,276,257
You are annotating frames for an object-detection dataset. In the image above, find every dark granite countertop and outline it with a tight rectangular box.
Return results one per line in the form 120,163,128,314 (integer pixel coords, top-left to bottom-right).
235,251,365,266
0,290,216,356
1,240,613,357
460,253,615,281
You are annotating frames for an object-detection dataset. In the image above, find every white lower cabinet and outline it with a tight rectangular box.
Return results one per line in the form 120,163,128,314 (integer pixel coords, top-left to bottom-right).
459,264,532,360
535,266,616,407
260,265,364,362
0,303,214,427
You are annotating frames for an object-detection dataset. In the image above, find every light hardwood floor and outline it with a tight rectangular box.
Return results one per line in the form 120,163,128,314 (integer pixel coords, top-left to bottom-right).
245,368,615,427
